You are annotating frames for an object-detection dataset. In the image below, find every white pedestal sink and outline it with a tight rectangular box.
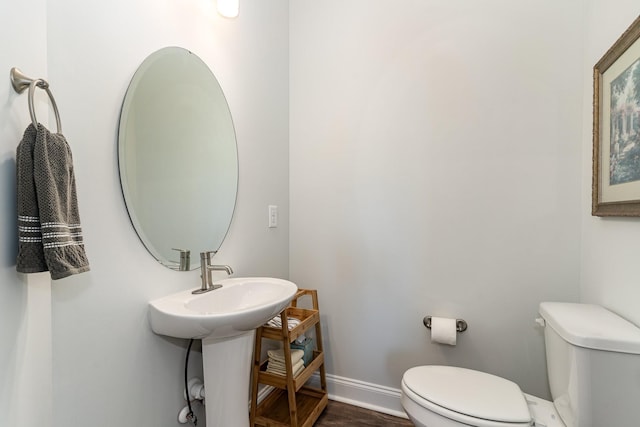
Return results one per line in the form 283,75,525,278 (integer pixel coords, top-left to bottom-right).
148,277,298,426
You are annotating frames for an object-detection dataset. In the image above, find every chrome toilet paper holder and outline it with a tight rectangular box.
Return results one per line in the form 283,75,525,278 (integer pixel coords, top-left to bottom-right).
423,316,468,333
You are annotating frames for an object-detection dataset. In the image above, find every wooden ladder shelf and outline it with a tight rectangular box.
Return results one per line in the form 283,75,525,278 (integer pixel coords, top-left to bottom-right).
250,289,328,427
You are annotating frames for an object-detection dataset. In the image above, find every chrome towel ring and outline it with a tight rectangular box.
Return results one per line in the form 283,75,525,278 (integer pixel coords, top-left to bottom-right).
10,67,62,134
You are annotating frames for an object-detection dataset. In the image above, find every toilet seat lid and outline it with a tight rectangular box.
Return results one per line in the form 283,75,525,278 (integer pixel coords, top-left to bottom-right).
403,366,531,424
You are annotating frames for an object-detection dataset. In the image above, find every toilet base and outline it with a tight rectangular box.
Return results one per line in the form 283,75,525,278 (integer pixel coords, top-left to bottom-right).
522,394,565,427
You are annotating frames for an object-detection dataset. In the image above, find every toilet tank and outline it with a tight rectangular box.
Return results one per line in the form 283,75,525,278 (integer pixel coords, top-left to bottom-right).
539,302,640,427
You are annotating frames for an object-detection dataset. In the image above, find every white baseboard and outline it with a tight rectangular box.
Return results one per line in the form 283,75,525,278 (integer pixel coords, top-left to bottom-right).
253,373,408,420
311,373,409,419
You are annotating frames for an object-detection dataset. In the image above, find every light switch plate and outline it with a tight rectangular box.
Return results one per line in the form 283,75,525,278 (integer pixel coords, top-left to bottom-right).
268,205,278,228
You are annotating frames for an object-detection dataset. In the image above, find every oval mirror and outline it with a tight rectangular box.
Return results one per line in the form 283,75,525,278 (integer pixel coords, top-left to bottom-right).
118,47,238,270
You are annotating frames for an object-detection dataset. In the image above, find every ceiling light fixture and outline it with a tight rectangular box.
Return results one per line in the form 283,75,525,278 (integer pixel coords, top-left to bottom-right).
217,0,239,18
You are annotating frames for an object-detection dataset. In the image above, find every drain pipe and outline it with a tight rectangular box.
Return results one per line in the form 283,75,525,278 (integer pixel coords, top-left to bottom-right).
178,378,205,424
178,339,203,425
185,378,206,401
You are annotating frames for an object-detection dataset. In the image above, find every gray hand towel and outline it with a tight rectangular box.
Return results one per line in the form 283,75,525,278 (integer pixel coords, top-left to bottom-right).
16,124,90,280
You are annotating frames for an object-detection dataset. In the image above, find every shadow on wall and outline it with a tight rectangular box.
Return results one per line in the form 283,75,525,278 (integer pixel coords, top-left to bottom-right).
0,155,29,426
1,157,17,267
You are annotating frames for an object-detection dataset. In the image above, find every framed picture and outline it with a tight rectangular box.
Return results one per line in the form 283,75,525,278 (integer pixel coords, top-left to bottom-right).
593,15,640,216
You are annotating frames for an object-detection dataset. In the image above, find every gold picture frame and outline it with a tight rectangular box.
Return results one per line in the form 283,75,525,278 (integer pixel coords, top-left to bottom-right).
593,15,640,216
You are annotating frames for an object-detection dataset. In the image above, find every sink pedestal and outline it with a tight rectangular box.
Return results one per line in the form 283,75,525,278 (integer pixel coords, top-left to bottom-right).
202,330,256,426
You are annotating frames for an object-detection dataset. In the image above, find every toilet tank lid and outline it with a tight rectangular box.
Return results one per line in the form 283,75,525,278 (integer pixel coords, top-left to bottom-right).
539,302,640,354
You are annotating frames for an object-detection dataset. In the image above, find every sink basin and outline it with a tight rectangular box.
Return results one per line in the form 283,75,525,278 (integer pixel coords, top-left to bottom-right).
149,277,298,426
149,277,298,339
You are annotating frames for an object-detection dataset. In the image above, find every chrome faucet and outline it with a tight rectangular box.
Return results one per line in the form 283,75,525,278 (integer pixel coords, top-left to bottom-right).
193,251,234,294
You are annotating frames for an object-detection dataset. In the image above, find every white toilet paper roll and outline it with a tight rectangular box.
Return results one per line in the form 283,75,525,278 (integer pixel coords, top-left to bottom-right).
430,317,457,345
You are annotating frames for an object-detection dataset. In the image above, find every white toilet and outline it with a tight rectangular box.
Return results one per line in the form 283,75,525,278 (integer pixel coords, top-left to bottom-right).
401,302,640,427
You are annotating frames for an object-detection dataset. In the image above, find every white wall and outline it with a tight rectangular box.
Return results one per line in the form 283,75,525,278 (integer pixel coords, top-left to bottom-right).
581,2,640,326
0,0,52,425
290,0,584,405
3,1,289,426
5,0,639,424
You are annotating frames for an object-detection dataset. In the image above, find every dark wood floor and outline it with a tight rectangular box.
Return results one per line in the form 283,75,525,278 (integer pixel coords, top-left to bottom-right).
315,400,414,426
